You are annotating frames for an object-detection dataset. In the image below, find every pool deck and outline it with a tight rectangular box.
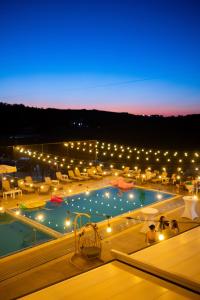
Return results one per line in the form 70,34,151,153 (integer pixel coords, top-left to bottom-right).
0,176,200,300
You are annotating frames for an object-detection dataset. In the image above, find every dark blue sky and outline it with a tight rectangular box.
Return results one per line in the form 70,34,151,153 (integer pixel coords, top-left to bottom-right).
0,0,200,115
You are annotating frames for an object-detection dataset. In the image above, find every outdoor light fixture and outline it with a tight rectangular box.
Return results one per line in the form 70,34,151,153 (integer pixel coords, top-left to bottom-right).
0,206,5,213
65,218,71,227
15,141,200,175
36,214,44,221
106,216,112,233
158,233,165,241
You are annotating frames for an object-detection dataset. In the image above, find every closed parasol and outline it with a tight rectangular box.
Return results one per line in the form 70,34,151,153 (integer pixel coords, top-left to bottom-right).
0,165,17,174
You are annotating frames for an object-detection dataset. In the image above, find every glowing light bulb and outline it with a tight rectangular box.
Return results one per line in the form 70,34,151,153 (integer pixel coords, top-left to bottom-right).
106,223,112,233
37,214,44,221
65,218,71,226
158,233,165,241
0,206,5,213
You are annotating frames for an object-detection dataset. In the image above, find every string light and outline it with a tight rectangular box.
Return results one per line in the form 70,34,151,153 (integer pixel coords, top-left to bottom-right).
15,140,200,174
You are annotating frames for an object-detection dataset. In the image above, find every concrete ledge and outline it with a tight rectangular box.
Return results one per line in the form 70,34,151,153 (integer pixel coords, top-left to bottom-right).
6,209,62,238
111,249,200,294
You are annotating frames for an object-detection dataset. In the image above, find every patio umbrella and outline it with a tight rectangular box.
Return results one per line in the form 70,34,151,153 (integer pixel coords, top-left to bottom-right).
0,165,17,174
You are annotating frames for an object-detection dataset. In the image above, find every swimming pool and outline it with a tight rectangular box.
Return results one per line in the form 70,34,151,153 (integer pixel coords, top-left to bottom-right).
21,186,173,234
0,213,54,257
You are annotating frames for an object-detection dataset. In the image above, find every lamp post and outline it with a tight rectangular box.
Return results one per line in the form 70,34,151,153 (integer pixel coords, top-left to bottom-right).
106,215,112,233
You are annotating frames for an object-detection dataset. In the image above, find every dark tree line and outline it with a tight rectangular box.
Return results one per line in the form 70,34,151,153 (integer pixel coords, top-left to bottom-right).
0,102,199,149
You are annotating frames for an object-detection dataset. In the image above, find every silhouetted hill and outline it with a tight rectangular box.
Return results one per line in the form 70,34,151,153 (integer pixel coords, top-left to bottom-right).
0,102,199,149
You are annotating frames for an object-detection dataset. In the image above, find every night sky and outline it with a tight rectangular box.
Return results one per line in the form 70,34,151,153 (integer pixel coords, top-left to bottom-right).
0,0,200,115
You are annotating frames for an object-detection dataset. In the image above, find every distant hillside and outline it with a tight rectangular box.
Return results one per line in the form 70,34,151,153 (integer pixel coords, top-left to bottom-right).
0,102,199,149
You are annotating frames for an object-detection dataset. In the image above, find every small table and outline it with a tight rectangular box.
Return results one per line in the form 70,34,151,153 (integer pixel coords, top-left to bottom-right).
182,196,199,220
12,189,22,198
3,189,22,199
3,191,14,199
140,207,159,233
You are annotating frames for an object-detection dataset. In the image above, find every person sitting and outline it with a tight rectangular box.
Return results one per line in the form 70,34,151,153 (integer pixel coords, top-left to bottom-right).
157,215,166,232
162,221,172,239
171,219,179,234
145,224,157,245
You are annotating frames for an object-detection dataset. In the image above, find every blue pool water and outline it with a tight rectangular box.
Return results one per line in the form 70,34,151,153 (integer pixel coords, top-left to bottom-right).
21,187,173,234
0,213,54,257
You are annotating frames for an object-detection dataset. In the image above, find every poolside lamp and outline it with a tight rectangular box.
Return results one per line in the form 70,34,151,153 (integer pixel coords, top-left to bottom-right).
37,214,44,221
106,222,112,233
0,206,5,213
65,218,71,227
158,233,165,241
65,210,71,226
106,216,112,233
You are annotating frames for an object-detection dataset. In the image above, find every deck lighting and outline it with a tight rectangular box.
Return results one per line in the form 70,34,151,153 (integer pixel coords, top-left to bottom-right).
158,233,165,241
15,210,20,215
105,192,110,198
65,217,71,227
106,221,112,233
0,206,5,213
36,214,44,221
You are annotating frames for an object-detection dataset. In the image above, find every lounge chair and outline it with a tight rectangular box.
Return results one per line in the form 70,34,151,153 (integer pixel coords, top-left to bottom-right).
38,184,50,194
44,177,63,190
68,170,84,181
122,167,138,179
96,165,112,176
87,168,102,179
56,172,72,183
25,176,33,184
74,168,90,180
2,180,22,198
18,179,35,193
112,166,130,176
